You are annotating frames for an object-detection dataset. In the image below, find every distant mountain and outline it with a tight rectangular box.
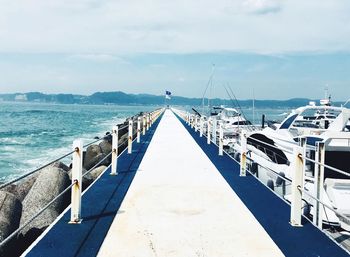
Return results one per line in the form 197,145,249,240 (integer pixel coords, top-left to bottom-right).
0,91,344,108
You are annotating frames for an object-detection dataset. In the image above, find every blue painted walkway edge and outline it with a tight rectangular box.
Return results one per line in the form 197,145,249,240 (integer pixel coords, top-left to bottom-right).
175,112,349,257
25,114,163,257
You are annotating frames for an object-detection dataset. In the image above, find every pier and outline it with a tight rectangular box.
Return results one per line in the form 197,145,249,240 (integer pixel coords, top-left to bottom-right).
20,109,350,256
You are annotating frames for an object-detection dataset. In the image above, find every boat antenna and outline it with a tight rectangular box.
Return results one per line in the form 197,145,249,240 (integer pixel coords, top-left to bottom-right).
201,64,215,115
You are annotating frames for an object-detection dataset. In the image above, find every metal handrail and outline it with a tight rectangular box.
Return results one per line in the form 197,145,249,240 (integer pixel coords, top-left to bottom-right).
298,185,350,225
0,150,74,190
247,136,294,154
0,122,136,189
0,181,76,248
83,136,107,148
180,110,350,243
304,156,350,178
82,152,112,178
0,109,164,249
245,154,292,183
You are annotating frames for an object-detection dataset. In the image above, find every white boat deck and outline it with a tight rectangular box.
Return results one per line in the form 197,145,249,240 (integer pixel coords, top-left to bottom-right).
97,109,284,257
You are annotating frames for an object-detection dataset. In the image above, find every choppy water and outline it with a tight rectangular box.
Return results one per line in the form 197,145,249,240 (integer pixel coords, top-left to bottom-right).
0,102,158,182
0,102,290,183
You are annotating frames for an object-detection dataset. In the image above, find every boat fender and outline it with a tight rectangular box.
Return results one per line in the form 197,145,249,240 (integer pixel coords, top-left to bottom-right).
251,162,258,174
276,172,286,186
267,179,274,191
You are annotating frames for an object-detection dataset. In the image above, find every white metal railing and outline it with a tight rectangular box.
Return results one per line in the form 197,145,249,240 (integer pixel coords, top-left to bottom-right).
179,110,350,234
0,108,164,249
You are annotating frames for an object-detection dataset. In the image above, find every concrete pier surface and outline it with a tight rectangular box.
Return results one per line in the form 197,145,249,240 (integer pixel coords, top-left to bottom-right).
98,110,284,257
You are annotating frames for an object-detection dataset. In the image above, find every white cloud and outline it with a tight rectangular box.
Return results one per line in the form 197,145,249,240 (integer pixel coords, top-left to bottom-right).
0,0,349,54
242,0,282,15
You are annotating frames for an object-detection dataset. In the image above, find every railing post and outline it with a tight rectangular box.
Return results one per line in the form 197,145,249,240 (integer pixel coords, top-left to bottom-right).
314,142,325,229
194,116,198,132
212,119,217,144
199,116,204,137
110,126,118,175
143,115,146,135
70,139,83,224
240,131,247,176
191,115,194,129
150,113,153,127
128,120,133,154
146,114,150,131
290,146,304,227
207,118,211,144
219,122,223,156
137,117,141,143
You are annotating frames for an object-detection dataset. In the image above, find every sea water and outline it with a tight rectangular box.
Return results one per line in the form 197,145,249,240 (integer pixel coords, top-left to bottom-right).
0,102,291,183
0,102,158,182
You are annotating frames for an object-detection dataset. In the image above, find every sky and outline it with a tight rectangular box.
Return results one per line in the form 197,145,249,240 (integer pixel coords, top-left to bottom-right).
0,0,349,100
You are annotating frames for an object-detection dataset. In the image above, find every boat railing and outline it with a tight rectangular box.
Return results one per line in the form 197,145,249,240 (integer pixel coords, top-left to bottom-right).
179,110,350,243
0,108,164,249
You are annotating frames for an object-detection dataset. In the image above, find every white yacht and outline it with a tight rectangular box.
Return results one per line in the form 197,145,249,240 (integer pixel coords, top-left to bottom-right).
209,106,253,145
238,101,350,230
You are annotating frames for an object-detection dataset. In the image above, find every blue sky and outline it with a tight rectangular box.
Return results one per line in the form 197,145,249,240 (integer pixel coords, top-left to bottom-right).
0,0,349,100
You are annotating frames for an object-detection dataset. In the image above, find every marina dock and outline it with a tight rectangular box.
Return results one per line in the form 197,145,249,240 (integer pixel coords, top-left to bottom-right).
23,109,349,257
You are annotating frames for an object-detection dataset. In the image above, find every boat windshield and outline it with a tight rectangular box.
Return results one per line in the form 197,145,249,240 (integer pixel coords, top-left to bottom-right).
292,108,341,129
223,110,239,117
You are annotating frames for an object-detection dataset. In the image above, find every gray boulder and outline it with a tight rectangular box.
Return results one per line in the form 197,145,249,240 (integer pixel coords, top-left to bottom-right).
118,133,128,150
52,161,70,172
4,174,38,202
67,168,88,180
0,191,22,242
84,145,102,166
19,166,70,238
89,165,107,181
67,168,92,191
84,153,110,171
99,140,112,155
99,140,112,164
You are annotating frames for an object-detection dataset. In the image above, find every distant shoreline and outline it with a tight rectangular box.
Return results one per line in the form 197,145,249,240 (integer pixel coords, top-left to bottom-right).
0,91,346,108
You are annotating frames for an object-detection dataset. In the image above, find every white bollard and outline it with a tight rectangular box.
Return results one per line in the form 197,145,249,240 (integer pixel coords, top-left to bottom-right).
110,126,118,175
128,120,133,154
314,142,325,229
137,117,141,143
146,114,150,131
143,115,146,135
240,131,247,176
219,122,223,156
290,146,304,227
207,118,211,144
212,119,217,144
200,116,204,137
194,116,198,132
70,139,83,223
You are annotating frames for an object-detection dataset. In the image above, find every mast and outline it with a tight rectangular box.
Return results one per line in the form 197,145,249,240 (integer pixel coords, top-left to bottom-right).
201,64,215,115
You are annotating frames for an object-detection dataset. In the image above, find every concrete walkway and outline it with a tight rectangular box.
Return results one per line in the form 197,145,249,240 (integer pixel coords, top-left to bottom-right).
98,110,284,257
